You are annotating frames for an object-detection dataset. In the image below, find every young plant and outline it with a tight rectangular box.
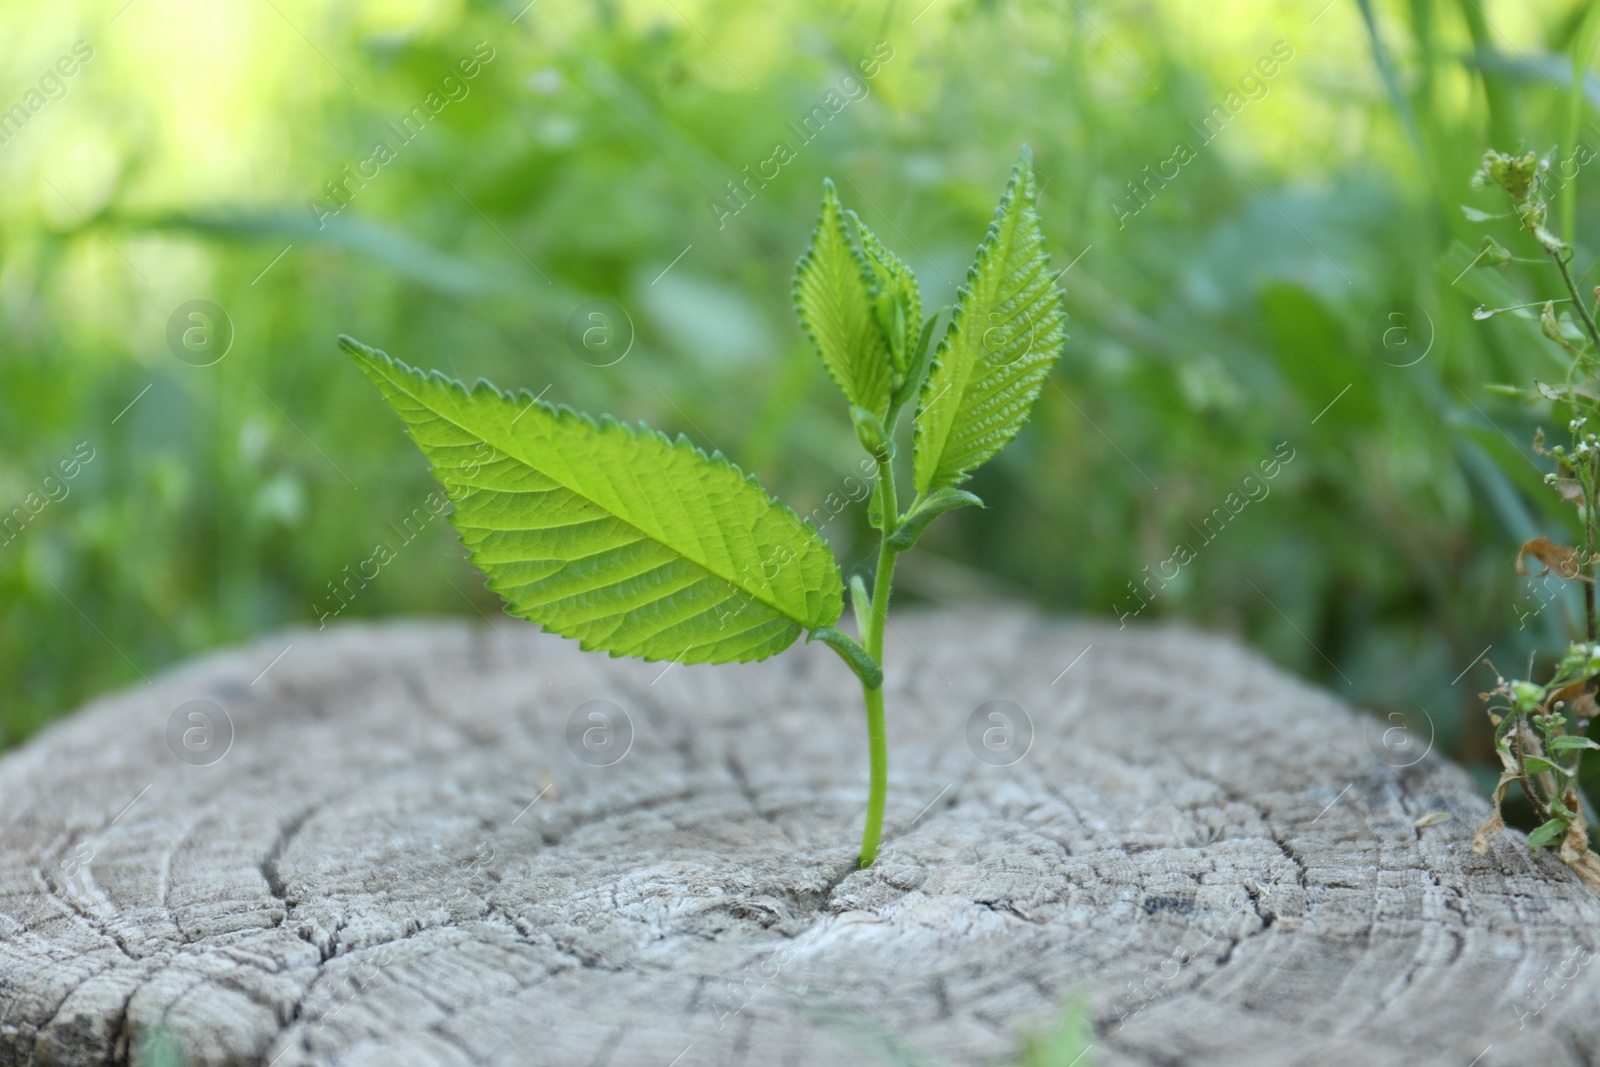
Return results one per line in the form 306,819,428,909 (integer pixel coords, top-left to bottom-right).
1464,149,1600,891
341,147,1067,868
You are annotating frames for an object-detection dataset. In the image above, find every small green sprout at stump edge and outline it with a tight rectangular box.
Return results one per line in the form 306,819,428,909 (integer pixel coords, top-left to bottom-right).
341,146,1067,868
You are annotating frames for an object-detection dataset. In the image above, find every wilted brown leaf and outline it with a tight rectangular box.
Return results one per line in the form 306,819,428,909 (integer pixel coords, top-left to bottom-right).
1572,689,1599,722
1549,681,1587,708
1561,802,1593,865
1471,810,1505,856
1516,537,1590,581
1472,770,1516,856
1553,476,1586,507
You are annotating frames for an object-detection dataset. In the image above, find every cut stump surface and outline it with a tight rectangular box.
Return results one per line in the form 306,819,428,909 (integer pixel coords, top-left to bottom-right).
1,609,1597,1066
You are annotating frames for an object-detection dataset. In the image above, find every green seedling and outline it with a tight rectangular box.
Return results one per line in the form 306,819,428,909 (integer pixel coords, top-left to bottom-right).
342,146,1067,868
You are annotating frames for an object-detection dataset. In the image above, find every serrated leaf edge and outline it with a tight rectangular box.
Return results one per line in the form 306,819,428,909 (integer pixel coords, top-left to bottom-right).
911,146,1065,494
792,180,893,418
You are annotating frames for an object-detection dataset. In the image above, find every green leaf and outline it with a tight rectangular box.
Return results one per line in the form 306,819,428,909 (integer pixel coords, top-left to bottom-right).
849,573,872,637
1526,817,1569,849
912,145,1068,494
893,310,943,410
342,336,842,664
1521,756,1568,777
885,488,984,552
1550,735,1600,752
851,212,922,384
794,180,893,418
806,626,882,689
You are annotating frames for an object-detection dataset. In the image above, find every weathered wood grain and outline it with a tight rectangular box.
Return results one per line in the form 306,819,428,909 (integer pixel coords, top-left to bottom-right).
1,609,1596,1067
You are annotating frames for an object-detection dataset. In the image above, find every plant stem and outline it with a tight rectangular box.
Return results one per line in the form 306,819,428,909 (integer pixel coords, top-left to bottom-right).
1552,248,1600,355
1542,223,1600,642
859,682,887,868
1513,726,1552,825
1587,451,1599,644
1584,486,1596,646
856,448,900,869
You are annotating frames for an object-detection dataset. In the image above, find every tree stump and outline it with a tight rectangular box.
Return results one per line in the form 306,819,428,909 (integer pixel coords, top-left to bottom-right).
2,608,1597,1067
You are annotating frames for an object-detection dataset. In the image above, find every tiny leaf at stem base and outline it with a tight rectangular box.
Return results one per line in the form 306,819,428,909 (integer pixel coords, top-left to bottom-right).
886,488,984,552
808,626,883,690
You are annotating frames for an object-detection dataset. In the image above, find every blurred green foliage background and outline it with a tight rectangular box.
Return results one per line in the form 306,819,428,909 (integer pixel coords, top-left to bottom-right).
5,0,1600,798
